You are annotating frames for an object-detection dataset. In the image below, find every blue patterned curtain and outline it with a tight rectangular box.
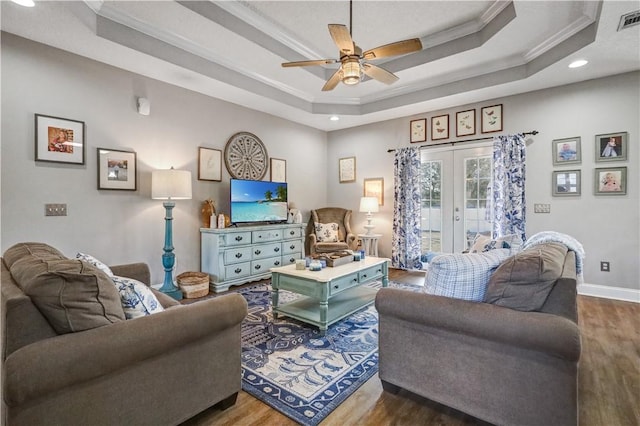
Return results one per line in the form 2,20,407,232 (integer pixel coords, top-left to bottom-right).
392,147,421,269
492,134,526,242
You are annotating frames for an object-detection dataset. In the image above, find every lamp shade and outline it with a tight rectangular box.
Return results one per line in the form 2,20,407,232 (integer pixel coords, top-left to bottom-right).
151,168,192,200
359,197,379,213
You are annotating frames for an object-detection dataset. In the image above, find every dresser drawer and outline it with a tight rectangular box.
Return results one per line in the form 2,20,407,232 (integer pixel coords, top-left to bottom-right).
223,247,252,265
224,262,251,280
284,227,302,239
329,272,360,296
253,229,283,243
358,265,384,283
252,242,282,259
282,240,302,255
224,231,252,246
281,253,301,265
251,257,282,274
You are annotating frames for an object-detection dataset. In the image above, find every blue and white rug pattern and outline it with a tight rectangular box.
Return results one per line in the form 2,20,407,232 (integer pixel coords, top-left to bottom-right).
235,281,420,426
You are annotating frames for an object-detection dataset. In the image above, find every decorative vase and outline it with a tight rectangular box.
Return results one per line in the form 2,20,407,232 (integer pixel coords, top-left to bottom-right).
201,199,216,228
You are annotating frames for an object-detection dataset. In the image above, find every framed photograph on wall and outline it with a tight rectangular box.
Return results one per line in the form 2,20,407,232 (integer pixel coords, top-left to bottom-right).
595,132,628,162
270,158,286,182
364,177,384,206
431,114,449,140
552,137,581,165
198,147,222,181
339,156,356,183
481,104,503,134
456,109,476,137
410,118,427,143
594,167,627,195
35,114,85,165
97,148,137,190
552,170,581,196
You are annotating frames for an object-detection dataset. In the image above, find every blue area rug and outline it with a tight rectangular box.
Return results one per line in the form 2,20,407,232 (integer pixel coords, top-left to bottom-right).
234,280,421,426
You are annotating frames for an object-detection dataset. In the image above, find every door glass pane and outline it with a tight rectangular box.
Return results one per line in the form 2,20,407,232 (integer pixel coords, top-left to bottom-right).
420,159,442,253
464,156,492,249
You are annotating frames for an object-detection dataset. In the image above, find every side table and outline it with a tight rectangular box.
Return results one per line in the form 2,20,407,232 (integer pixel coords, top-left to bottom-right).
358,233,382,257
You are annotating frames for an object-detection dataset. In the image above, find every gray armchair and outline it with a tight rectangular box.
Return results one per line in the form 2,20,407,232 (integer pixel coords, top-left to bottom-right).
305,207,358,255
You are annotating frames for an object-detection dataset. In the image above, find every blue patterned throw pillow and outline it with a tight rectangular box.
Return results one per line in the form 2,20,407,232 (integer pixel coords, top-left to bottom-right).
76,252,114,276
314,222,339,242
111,275,164,319
425,249,512,301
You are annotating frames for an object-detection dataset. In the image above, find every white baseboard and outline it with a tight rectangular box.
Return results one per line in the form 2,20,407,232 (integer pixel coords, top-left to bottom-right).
578,283,640,303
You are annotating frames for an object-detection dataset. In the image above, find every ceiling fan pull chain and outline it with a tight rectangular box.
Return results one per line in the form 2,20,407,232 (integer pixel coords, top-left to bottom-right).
349,0,353,37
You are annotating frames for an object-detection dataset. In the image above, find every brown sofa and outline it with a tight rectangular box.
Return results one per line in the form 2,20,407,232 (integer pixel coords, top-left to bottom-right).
1,242,248,426
375,245,581,426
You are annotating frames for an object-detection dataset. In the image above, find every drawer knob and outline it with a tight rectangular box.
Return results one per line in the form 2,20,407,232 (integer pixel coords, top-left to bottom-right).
235,236,243,241
289,258,295,262
255,249,261,255
235,253,243,258
274,261,280,266
334,285,339,289
362,274,367,279
255,264,261,270
290,244,295,250
352,278,358,282
234,268,241,274
290,231,295,235
274,247,280,252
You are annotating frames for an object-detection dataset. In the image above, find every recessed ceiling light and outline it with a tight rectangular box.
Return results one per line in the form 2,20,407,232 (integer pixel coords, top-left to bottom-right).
568,59,588,68
11,0,35,6
329,115,340,121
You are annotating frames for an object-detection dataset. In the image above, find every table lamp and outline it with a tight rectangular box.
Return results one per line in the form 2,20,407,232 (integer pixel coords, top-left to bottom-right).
151,167,192,300
359,196,379,235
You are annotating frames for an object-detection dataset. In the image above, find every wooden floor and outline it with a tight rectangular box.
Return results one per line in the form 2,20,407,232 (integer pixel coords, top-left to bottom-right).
181,269,640,426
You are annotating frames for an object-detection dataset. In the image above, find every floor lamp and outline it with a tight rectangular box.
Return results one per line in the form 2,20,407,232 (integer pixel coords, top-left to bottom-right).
359,196,379,235
151,167,192,300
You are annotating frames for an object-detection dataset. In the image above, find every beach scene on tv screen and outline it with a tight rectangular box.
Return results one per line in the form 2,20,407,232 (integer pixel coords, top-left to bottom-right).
231,180,288,222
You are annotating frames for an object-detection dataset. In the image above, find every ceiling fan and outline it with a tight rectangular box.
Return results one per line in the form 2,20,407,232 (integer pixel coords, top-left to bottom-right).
281,1,423,91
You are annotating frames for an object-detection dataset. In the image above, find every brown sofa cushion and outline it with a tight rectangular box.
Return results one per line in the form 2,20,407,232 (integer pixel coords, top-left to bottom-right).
6,243,125,334
484,242,568,311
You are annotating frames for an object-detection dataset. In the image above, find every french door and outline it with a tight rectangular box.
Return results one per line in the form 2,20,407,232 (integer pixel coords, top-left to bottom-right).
420,145,493,253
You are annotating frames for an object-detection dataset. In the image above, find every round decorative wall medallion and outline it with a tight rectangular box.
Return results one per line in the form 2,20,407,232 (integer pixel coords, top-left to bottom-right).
223,132,268,180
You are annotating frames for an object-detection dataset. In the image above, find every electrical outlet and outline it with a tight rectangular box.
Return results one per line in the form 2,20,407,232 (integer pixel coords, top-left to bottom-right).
600,261,610,272
45,203,67,216
534,203,551,213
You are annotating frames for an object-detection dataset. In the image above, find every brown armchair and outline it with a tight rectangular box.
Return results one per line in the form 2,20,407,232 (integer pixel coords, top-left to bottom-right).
306,207,358,255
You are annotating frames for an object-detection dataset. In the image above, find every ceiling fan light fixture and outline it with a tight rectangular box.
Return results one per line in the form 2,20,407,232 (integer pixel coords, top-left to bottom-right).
341,59,361,85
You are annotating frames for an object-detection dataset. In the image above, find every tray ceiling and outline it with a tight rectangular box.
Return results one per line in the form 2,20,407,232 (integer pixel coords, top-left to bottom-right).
1,1,639,131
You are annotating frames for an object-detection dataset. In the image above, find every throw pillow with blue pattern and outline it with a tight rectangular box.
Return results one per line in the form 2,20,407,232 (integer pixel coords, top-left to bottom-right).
111,275,164,319
469,234,522,254
314,222,339,242
425,249,512,301
76,252,114,276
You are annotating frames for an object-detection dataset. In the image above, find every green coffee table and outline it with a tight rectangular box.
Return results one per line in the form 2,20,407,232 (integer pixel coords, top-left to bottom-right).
270,256,389,335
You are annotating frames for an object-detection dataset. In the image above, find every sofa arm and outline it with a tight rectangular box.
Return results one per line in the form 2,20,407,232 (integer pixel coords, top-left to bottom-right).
110,262,150,285
375,288,580,361
4,293,248,406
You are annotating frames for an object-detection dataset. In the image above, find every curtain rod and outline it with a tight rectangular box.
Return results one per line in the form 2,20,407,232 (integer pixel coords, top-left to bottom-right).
386,130,539,152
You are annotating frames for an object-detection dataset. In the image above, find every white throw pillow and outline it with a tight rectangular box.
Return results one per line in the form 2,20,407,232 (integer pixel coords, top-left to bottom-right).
76,252,114,277
425,249,512,301
111,275,164,319
314,222,339,242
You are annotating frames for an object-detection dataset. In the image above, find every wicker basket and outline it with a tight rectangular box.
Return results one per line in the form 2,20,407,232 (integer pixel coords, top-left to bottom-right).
177,272,209,298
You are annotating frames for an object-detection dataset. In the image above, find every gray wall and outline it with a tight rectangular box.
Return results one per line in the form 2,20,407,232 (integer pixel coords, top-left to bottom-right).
1,34,327,284
328,72,640,290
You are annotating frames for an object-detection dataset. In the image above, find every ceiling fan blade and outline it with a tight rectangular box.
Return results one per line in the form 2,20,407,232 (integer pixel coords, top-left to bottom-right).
362,63,399,85
322,68,343,91
328,24,355,55
362,38,422,60
282,59,337,68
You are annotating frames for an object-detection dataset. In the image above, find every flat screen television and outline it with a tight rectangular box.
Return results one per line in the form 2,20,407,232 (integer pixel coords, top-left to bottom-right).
230,178,288,224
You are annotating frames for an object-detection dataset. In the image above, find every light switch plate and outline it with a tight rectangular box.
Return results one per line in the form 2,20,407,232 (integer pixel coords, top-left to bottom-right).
45,203,67,216
534,203,551,213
